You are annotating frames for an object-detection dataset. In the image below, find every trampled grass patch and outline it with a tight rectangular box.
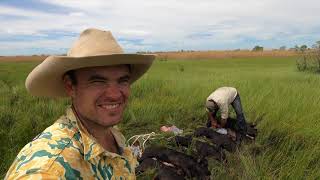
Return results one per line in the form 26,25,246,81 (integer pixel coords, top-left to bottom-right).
1,57,320,179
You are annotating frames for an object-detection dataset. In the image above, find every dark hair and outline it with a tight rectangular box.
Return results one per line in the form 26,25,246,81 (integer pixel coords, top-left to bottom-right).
208,100,219,113
65,70,77,85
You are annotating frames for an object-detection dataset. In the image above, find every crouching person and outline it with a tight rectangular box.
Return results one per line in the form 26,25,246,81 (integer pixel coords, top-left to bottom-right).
205,87,247,141
5,28,155,179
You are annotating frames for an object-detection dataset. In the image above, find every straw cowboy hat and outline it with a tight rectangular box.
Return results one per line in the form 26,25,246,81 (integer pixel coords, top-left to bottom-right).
26,28,155,97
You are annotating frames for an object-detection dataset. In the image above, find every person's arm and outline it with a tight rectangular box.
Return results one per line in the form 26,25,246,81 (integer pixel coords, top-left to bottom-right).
207,112,219,128
220,118,227,128
220,103,229,128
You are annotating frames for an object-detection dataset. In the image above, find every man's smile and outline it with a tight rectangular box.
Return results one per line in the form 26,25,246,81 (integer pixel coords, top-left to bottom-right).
98,102,123,110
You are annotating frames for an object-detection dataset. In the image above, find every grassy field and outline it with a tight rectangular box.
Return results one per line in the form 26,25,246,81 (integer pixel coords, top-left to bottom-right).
1,56,320,179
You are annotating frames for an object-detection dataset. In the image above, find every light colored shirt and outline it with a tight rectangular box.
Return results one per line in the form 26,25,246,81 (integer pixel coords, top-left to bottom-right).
206,87,238,119
5,108,137,180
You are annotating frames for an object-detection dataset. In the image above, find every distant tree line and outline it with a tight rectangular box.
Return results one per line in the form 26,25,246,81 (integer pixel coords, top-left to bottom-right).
296,41,320,73
252,45,264,52
251,44,312,52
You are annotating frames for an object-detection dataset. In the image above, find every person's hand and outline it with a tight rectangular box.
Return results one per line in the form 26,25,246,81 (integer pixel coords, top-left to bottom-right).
208,112,219,128
227,129,236,141
211,119,220,128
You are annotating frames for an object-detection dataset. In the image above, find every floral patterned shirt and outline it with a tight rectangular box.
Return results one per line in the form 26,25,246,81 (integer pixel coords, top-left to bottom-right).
5,108,137,180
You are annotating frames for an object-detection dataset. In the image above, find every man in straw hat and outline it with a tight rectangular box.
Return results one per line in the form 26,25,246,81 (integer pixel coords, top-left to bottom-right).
206,87,248,142
6,28,155,179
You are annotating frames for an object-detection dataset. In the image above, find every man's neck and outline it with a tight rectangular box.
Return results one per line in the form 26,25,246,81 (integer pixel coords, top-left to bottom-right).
72,106,119,154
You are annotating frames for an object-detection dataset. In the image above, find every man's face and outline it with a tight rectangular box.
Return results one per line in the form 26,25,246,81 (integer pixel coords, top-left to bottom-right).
64,65,131,127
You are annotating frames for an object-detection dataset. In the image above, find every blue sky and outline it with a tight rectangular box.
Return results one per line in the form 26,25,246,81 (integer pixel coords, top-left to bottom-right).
0,0,319,55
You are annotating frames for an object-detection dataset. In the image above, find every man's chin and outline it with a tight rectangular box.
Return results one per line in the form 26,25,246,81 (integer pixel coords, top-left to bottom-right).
99,116,122,127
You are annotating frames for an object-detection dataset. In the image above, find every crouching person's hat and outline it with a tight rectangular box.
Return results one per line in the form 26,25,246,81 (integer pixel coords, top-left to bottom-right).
26,28,155,97
205,100,219,113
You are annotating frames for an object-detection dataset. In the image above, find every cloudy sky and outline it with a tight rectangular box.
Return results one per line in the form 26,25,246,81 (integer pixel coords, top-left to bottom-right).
0,0,319,55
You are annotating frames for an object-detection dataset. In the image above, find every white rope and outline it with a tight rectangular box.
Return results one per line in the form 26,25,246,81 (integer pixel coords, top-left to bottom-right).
127,132,156,147
127,132,157,157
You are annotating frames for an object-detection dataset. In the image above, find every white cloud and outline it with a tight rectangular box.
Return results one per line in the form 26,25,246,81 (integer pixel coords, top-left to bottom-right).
0,0,320,54
119,30,151,37
68,12,86,17
39,0,116,11
0,36,75,51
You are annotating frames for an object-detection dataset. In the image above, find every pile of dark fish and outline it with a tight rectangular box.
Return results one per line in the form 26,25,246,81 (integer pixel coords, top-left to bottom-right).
136,118,258,180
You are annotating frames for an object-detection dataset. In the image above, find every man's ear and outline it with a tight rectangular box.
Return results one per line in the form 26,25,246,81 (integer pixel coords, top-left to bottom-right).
63,75,75,97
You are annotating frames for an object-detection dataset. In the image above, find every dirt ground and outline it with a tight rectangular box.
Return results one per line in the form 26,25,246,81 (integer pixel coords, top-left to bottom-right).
0,55,47,62
0,50,298,62
156,50,298,60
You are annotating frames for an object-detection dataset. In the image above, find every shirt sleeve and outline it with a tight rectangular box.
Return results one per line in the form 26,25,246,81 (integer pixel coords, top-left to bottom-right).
5,171,60,180
219,102,229,119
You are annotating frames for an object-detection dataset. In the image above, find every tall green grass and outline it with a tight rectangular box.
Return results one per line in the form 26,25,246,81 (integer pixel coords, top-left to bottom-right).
1,57,320,179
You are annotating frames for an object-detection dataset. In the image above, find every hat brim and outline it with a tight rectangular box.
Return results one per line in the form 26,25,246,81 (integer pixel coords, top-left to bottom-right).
26,54,155,97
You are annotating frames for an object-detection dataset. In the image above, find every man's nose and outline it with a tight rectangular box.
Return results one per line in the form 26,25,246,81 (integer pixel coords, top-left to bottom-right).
104,84,122,99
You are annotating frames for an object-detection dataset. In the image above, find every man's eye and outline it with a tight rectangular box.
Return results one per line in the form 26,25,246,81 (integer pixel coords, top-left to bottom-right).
119,79,129,84
90,80,106,84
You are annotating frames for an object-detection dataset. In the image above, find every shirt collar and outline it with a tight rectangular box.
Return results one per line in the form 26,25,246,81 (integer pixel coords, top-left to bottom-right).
65,107,127,161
